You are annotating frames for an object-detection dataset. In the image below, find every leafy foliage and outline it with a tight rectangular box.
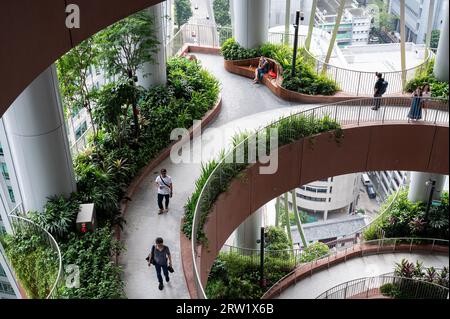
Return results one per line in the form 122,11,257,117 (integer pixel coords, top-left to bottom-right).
213,0,231,27
405,59,449,99
2,231,59,299
96,10,158,80
58,226,125,299
363,189,449,240
221,38,339,95
174,0,193,28
299,242,330,263
29,195,80,240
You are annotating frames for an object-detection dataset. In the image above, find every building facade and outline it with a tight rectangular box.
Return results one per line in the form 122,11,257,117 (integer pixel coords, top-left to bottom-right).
389,0,448,44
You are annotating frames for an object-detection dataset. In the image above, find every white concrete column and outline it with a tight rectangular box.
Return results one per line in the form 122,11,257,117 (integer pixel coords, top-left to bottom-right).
138,3,167,89
323,210,328,221
408,172,447,203
434,0,449,82
235,207,263,250
2,65,76,213
232,0,269,49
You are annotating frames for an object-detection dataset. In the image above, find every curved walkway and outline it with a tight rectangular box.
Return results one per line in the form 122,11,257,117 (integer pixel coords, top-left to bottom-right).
276,252,449,299
119,53,313,299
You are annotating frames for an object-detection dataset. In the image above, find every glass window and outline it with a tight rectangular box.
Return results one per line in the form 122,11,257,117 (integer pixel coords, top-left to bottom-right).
7,187,15,203
1,162,9,180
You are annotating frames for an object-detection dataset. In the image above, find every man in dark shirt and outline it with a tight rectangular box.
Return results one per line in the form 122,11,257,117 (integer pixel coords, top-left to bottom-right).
148,237,173,290
372,72,384,110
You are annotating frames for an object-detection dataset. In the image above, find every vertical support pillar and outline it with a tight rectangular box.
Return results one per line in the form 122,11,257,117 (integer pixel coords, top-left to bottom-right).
424,0,436,61
283,193,293,249
434,0,449,82
138,3,168,89
232,0,269,49
408,172,446,202
399,0,407,90
305,0,318,51
235,207,263,250
284,0,291,46
291,190,308,248
322,0,345,73
2,65,76,213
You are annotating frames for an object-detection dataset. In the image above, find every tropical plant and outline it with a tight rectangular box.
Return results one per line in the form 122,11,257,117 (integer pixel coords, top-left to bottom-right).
395,259,416,278
213,0,231,27
57,37,99,139
29,195,80,240
299,242,330,263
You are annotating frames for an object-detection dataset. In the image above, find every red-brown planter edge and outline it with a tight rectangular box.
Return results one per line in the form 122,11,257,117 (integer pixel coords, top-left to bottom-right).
113,95,222,261
224,58,408,104
262,243,449,299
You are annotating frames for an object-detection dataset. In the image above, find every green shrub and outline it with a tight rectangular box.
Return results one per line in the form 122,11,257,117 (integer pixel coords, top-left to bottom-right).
299,242,330,263
405,59,449,99
2,231,59,299
221,38,338,95
29,195,80,240
221,38,260,60
58,226,124,299
380,283,396,296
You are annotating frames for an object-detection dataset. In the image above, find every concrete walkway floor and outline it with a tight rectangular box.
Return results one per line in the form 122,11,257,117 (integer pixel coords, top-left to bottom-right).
119,53,309,299
276,252,449,299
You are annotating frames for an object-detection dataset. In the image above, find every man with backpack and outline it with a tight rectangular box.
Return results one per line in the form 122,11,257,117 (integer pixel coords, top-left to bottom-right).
147,237,173,291
155,168,173,214
372,72,388,110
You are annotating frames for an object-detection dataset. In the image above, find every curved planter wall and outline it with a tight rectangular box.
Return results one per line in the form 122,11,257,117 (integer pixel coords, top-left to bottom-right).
224,58,377,104
196,123,449,286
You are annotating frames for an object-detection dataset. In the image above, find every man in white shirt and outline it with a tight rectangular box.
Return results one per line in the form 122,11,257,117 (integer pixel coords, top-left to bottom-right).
155,168,173,214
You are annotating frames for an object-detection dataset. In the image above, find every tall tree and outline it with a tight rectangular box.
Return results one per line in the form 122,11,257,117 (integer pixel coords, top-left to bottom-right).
175,0,193,29
57,37,99,141
96,10,159,137
213,0,231,27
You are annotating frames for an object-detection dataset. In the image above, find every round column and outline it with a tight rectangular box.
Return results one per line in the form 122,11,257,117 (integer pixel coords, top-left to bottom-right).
138,3,167,89
408,172,446,203
232,0,269,49
3,64,76,213
434,0,449,82
235,207,263,250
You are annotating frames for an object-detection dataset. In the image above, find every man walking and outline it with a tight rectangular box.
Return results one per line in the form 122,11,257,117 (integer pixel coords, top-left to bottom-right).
155,168,173,214
147,237,173,291
372,72,387,110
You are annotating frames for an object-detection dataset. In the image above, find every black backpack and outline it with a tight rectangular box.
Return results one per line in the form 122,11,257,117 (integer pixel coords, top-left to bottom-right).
379,80,388,95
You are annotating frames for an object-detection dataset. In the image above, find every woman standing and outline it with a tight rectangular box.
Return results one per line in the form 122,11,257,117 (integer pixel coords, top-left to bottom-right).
421,83,431,120
408,86,423,121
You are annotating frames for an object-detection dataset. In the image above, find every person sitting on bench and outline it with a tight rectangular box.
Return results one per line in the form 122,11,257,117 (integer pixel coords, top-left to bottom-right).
253,57,270,84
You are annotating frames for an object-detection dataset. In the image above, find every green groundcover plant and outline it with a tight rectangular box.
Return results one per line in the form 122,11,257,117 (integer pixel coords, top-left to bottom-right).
405,59,449,99
221,38,339,96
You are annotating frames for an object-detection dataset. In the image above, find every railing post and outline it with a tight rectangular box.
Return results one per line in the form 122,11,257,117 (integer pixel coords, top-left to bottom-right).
344,281,349,299
356,72,362,96
393,238,396,252
431,239,435,252
410,238,413,252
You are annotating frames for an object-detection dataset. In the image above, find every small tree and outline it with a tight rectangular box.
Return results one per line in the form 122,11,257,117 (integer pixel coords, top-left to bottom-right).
57,37,99,140
96,10,159,137
174,0,193,29
213,0,231,27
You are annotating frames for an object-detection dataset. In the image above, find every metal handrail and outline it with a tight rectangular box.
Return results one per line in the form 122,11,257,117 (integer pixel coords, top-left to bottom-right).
262,237,449,299
191,96,449,299
1,209,63,299
301,45,434,96
316,274,449,299
219,178,407,267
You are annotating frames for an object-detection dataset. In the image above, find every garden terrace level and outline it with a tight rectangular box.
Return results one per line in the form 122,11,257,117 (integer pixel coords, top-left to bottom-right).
188,97,449,298
0,0,164,115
